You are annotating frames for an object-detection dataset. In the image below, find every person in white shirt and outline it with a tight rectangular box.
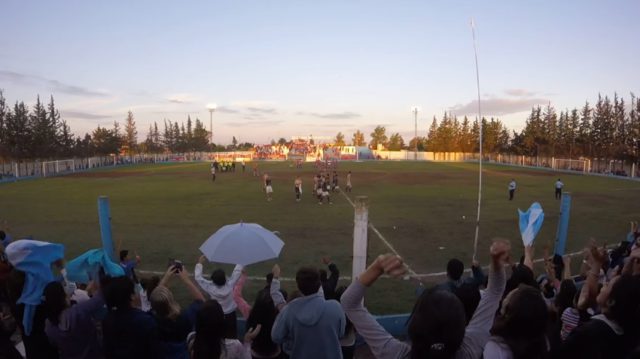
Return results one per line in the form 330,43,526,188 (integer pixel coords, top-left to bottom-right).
508,179,516,201
555,178,564,200
194,255,244,338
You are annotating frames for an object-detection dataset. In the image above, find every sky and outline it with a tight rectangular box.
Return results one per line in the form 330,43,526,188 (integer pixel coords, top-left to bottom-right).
1,1,639,144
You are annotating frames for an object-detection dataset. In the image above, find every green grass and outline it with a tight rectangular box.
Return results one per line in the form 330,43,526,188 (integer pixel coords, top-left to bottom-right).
1,161,639,314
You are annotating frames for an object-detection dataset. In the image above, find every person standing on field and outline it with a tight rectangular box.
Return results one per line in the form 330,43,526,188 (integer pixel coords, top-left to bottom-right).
294,176,303,202
508,179,516,200
555,178,564,200
345,171,352,193
210,165,216,182
264,174,274,202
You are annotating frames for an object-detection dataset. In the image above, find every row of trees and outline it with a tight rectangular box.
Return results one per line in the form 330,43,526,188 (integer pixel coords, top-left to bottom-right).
0,91,256,160
330,93,640,162
1,91,639,163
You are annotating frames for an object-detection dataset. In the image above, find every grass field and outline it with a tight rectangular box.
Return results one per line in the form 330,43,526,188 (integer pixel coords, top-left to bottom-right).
1,160,639,314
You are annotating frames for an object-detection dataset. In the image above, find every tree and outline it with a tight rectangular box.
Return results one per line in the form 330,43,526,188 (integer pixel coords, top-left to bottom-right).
29,96,53,158
387,133,405,151
577,102,592,157
334,132,346,146
629,94,640,164
5,101,32,161
192,119,210,152
92,126,119,155
426,117,438,152
277,137,287,146
612,93,628,160
124,111,138,155
542,104,558,156
0,91,6,159
369,126,388,149
232,136,238,148
408,137,425,151
591,94,614,159
352,130,365,146
458,116,473,153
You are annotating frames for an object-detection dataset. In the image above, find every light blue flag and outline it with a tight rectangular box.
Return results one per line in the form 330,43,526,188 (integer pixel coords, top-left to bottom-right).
65,248,125,284
518,202,545,246
5,239,65,335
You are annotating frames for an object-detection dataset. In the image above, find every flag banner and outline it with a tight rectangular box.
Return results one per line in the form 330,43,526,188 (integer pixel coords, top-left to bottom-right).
518,202,545,246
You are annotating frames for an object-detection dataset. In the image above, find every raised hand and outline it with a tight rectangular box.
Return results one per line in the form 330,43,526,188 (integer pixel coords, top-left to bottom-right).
272,264,281,279
490,239,511,268
378,254,407,278
244,324,262,342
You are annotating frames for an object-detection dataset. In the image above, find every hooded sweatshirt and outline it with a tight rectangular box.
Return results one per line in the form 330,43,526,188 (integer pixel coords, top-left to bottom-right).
271,290,345,359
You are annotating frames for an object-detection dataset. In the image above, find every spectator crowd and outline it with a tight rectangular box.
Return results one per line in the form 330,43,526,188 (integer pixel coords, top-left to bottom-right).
0,221,639,359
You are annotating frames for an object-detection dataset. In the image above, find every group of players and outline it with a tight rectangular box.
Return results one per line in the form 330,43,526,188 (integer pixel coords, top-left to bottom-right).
261,170,353,203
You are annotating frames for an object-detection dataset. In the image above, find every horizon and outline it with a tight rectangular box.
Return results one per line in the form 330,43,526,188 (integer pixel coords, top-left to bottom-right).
1,1,639,144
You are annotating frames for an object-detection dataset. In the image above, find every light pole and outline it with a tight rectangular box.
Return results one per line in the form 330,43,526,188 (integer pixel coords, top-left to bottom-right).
411,106,420,160
207,103,217,147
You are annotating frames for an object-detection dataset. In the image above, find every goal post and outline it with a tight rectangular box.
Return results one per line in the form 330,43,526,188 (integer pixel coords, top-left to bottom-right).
553,158,589,173
42,159,76,177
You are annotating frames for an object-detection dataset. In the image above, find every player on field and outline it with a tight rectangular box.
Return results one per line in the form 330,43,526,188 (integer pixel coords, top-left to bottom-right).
294,176,303,202
508,179,516,200
345,171,352,192
555,178,564,200
264,173,273,201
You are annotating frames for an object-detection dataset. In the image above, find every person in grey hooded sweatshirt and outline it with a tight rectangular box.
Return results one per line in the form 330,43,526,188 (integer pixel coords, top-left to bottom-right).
270,264,345,359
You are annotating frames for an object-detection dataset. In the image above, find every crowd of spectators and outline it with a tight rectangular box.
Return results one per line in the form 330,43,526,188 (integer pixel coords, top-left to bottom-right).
0,222,639,359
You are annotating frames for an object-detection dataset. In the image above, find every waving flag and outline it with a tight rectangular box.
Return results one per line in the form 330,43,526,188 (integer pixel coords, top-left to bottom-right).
5,239,64,335
65,248,124,284
518,202,544,246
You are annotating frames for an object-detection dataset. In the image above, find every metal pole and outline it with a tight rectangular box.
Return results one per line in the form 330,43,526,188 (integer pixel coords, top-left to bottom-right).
471,19,483,262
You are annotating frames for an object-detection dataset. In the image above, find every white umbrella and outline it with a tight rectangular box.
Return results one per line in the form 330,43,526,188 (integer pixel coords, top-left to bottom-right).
199,222,285,266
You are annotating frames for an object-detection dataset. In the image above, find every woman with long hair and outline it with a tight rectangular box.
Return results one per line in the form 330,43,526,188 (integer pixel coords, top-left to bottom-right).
43,280,105,359
341,240,509,359
245,291,280,358
188,300,260,359
485,284,550,358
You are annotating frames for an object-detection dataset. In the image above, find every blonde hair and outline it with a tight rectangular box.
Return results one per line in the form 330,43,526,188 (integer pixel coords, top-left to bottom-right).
150,285,181,319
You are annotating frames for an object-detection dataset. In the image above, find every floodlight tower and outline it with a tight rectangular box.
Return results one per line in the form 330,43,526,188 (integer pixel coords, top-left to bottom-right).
207,103,217,145
411,106,420,160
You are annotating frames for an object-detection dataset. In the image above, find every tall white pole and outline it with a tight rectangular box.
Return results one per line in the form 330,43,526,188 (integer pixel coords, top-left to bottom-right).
209,109,214,145
413,107,418,160
352,196,369,282
471,19,483,262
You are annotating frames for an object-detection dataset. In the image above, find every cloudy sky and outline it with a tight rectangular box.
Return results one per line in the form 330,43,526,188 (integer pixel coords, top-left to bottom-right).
1,1,639,144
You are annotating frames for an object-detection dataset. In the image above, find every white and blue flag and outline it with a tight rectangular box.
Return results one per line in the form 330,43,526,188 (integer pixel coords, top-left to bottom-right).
518,202,544,246
65,248,124,284
5,239,64,335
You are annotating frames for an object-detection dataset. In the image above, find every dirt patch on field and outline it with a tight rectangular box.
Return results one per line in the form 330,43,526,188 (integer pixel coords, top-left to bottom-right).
66,170,198,179
67,171,141,178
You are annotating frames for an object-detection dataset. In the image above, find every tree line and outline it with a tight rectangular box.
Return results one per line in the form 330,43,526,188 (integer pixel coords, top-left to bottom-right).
333,93,640,162
1,90,639,163
0,91,255,161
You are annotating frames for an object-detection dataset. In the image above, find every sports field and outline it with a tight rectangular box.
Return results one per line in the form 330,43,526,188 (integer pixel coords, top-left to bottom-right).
1,161,639,313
